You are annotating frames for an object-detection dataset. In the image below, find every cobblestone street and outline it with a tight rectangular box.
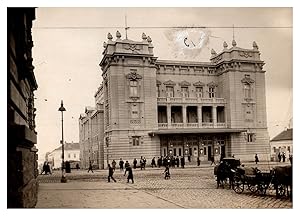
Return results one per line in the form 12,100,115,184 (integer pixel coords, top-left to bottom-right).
36,163,292,208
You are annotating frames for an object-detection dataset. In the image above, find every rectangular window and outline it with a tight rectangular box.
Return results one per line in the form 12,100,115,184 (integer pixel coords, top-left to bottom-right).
68,153,71,158
244,84,251,98
208,87,215,98
132,136,140,146
74,153,76,158
181,87,189,97
195,87,203,98
179,148,182,156
204,147,207,155
130,80,138,97
166,86,174,97
173,148,177,156
247,133,254,142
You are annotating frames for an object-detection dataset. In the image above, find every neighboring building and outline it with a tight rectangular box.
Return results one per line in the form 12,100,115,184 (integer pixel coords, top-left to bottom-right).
270,128,293,161
79,86,105,169
48,142,80,169
7,8,39,207
81,31,269,168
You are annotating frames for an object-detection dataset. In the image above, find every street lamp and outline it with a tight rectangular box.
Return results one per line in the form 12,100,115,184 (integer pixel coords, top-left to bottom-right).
58,100,67,183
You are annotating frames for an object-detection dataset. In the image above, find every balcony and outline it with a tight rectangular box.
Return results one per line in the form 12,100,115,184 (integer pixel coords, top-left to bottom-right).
171,123,184,128
157,97,226,104
186,123,198,128
158,122,226,129
201,122,214,128
158,123,168,128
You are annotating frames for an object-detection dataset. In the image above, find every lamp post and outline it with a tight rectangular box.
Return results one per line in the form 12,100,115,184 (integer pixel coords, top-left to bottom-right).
58,100,67,183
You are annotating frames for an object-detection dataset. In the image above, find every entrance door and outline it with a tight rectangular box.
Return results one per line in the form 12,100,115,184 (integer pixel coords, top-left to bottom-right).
221,145,225,159
208,146,212,161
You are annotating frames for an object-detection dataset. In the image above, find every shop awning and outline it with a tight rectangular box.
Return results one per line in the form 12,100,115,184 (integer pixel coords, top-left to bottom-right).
148,128,247,136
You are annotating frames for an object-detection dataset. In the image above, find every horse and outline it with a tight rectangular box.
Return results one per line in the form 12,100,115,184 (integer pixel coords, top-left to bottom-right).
215,161,234,189
273,165,292,200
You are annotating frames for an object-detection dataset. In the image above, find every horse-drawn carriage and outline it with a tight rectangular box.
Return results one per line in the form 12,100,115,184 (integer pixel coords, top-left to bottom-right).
214,158,292,200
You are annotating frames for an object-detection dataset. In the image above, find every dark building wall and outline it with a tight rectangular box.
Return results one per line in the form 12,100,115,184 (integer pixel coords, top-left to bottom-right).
7,8,38,208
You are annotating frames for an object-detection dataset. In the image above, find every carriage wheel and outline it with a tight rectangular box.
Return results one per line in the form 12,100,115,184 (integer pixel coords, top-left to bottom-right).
248,183,258,193
257,184,268,195
276,184,286,197
233,176,244,194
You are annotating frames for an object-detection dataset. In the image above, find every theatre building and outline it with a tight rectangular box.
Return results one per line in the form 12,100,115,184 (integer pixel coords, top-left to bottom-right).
80,31,269,168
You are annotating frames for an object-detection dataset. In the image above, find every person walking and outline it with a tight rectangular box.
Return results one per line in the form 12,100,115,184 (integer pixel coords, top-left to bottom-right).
289,154,293,165
163,165,170,179
255,154,259,164
140,156,144,170
111,160,117,171
76,163,80,170
133,158,137,169
143,157,147,169
124,164,134,183
180,156,185,168
151,157,156,168
176,156,180,168
41,161,47,175
119,158,124,171
125,160,129,168
278,152,282,162
108,164,117,182
88,161,94,173
157,157,162,168
282,152,286,162
197,157,201,166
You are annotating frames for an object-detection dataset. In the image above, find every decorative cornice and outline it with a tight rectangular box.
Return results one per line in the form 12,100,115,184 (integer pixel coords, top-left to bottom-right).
179,80,191,87
163,80,176,86
193,81,205,87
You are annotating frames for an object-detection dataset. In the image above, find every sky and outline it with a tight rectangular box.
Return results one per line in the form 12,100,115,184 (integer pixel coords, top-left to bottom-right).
31,7,293,161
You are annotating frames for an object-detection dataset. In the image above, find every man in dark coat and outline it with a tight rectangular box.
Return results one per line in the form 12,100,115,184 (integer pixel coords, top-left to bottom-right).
125,160,129,168
119,158,124,171
133,158,137,169
180,156,185,168
151,157,157,168
88,161,94,173
108,164,117,182
278,152,282,162
197,157,201,166
176,156,180,168
124,164,134,183
255,154,259,164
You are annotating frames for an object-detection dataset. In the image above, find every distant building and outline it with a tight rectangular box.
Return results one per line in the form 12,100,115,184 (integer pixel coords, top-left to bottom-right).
270,128,293,161
79,86,104,169
80,31,269,168
48,142,80,169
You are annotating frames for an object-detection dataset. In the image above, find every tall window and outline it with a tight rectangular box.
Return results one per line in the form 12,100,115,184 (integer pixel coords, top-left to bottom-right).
244,84,251,98
130,80,138,97
156,85,160,97
208,87,215,98
166,86,174,97
247,133,254,142
132,136,140,146
195,87,203,98
181,87,189,97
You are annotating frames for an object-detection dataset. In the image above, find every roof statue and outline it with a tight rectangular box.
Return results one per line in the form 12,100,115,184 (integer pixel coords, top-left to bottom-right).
232,39,237,47
142,32,147,40
211,48,217,56
107,32,113,40
223,41,228,49
147,36,152,43
253,41,259,50
116,30,121,39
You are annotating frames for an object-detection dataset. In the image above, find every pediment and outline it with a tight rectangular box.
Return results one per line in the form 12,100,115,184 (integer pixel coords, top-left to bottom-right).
207,81,218,87
163,80,176,86
179,80,191,87
193,81,205,87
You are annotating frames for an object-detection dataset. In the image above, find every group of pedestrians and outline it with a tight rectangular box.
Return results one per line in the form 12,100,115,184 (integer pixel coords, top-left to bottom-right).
40,161,52,175
107,162,134,183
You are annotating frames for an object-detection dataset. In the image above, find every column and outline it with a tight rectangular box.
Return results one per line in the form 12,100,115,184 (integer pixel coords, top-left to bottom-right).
212,105,217,127
167,105,171,128
182,105,187,127
198,106,202,127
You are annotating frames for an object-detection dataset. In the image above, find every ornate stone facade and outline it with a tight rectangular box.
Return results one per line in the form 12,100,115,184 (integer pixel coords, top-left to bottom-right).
81,31,269,168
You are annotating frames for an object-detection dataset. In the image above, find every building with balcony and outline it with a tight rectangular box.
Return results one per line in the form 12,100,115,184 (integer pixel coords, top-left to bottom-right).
81,31,269,168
